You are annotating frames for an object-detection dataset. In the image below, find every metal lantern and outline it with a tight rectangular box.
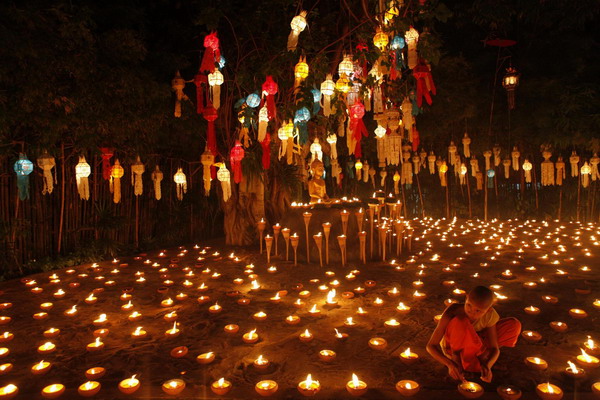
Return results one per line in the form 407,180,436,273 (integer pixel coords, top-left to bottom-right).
502,67,520,110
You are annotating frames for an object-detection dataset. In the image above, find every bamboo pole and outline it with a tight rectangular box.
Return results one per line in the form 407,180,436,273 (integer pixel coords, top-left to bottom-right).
415,171,425,218
466,168,472,218
57,142,65,254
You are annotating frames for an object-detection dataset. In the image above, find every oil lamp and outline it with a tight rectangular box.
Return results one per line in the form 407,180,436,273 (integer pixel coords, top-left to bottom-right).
576,348,599,368
162,379,185,395
549,321,568,332
211,378,231,395
0,384,17,399
399,347,419,364
85,367,105,380
525,356,548,370
87,337,105,352
396,380,420,397
196,351,215,364
396,302,411,314
535,382,563,400
368,337,387,350
346,373,367,396
521,330,542,343
31,360,51,375
524,306,540,315
253,354,270,370
569,308,588,319
165,321,180,338
297,374,320,397
78,381,101,397
131,327,147,339
286,315,301,325
253,311,268,321
564,360,585,379
255,380,278,397
318,349,336,362
299,329,313,342
457,381,484,398
496,385,521,400
38,341,56,354
385,318,400,328
41,384,65,399
243,329,259,344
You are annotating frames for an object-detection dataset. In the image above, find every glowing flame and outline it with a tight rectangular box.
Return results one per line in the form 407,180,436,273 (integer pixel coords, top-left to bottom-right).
326,289,336,303
134,327,142,335
580,348,594,362
405,382,412,389
402,348,412,357
309,304,318,313
334,329,343,338
546,383,554,394
567,361,578,373
586,336,596,349
305,374,313,386
304,329,311,336
346,317,354,324
84,381,94,390
351,374,360,387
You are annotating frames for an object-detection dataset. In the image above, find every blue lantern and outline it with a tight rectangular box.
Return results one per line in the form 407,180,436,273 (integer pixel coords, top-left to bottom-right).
14,153,34,200
311,88,321,115
486,169,495,188
246,92,261,108
294,107,311,145
218,55,226,69
391,35,405,50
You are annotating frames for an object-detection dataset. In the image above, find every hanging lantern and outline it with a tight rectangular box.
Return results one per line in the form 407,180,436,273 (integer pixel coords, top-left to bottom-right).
355,159,363,181
294,107,311,145
510,146,520,171
439,162,448,187
384,3,399,24
294,56,309,89
590,153,600,181
541,150,554,186
375,128,388,167
462,133,471,158
404,26,419,69
483,150,492,171
470,157,479,178
200,31,220,73
37,150,56,195
401,149,413,187
555,156,565,186
201,148,214,196
311,88,321,115
569,151,580,177
110,159,125,204
258,106,269,143
230,141,245,184
262,76,278,120
522,159,533,183
13,153,34,200
427,152,436,174
486,168,495,188
492,144,501,167
502,159,511,179
502,67,520,110
338,54,354,77
320,74,335,116
99,147,114,180
216,163,232,202
448,142,457,166
310,138,322,162
131,156,145,196
151,165,163,200
374,125,386,139
279,121,295,164
326,134,337,160
373,27,389,51
171,71,188,118
207,70,224,110
581,162,591,188
459,163,468,185
245,92,261,108
287,10,307,51
412,153,421,174
75,156,91,200
413,60,436,107
173,168,187,201
393,170,401,194
335,76,351,94
349,101,368,158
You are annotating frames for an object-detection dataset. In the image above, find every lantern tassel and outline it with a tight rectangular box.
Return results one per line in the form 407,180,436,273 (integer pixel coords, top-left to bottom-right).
151,166,163,200
77,176,90,200
113,177,121,204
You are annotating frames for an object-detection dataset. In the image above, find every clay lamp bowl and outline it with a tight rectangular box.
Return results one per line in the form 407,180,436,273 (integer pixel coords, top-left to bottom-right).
457,381,484,399
255,380,278,397
297,374,320,397
118,376,140,395
318,350,336,362
396,380,420,397
496,385,521,400
162,379,185,396
368,337,387,351
346,374,367,397
535,383,563,400
224,324,239,335
85,367,106,380
196,351,215,364
211,378,232,396
78,381,101,397
521,330,542,343
525,356,548,371
31,360,52,375
253,355,270,370
285,315,301,325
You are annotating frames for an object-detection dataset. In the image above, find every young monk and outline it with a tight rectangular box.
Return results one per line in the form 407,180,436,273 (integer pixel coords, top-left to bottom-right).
426,286,521,382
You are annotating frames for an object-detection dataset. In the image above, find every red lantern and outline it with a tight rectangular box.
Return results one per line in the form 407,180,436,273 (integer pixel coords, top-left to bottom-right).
230,141,245,184
260,133,271,170
99,148,114,180
261,76,278,120
200,32,220,73
413,60,436,107
349,101,368,158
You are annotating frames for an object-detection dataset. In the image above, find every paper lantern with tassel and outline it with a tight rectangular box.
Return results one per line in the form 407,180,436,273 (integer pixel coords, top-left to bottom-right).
200,32,220,73
459,163,467,185
171,71,188,118
427,152,436,174
335,76,350,94
207,70,224,110
522,159,532,183
502,67,519,110
200,148,214,196
581,162,591,188
75,156,91,200
591,153,600,181
470,156,479,177
246,92,261,108
462,133,471,158
502,159,511,179
569,151,580,177
355,160,363,181
401,150,413,186
349,101,368,158
439,161,448,187
203,105,218,160
310,138,322,162
13,153,34,200
99,148,114,180
173,168,187,201
483,150,492,171
261,76,278,120
555,157,565,186
363,161,370,183
131,156,145,196
110,159,125,204
412,153,421,174
404,27,419,69
311,88,321,115
486,168,495,188
216,163,231,202
151,165,163,200
294,56,309,90
37,150,56,195
287,11,307,51
327,134,338,160
230,141,245,184
373,27,389,51
258,106,269,143
294,107,311,145
511,146,520,171
448,142,457,167
390,35,405,80
413,60,436,107
393,171,401,194
338,54,354,77
492,144,501,167
541,151,554,186
320,75,335,116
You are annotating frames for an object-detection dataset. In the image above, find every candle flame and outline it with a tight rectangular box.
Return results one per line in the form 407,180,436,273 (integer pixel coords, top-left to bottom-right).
35,360,46,369
351,373,360,387
334,328,342,338
567,361,578,373
546,383,554,393
134,327,142,335
249,329,257,336
84,381,94,390
168,380,178,388
580,348,594,362
95,337,101,345
405,382,412,389
587,336,596,349
171,321,177,331
304,329,311,336
309,304,318,313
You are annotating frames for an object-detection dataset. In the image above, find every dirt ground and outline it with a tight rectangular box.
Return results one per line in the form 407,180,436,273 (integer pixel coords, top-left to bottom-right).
0,217,597,399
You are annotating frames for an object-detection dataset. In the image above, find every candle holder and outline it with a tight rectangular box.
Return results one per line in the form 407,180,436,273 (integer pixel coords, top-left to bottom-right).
0,384,18,399
322,223,331,265
576,349,599,369
457,381,484,399
591,382,600,397
496,385,522,400
257,219,266,254
170,346,188,358
346,374,367,397
524,306,540,315
243,329,259,344
162,379,185,395
535,383,563,400
224,324,239,335
211,378,232,396
368,337,387,350
31,360,52,375
255,380,278,397
265,235,273,264
118,375,140,394
313,234,323,267
399,348,419,364
358,231,367,264
564,361,586,379
286,315,301,325
525,356,548,371
282,228,291,261
272,224,281,256
297,374,320,397
340,210,349,236
337,235,347,267
395,380,420,397
569,308,588,319
196,351,215,364
299,329,313,343
0,364,12,376
253,355,270,370
521,330,542,343
355,209,364,233
303,212,312,263
85,367,105,380
318,349,336,362
549,321,568,332
78,381,101,397
291,234,300,266
41,384,65,399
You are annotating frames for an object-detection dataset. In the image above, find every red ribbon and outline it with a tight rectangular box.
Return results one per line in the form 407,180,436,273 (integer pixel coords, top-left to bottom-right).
99,147,114,180
349,102,368,158
260,133,271,170
413,60,436,107
261,76,278,120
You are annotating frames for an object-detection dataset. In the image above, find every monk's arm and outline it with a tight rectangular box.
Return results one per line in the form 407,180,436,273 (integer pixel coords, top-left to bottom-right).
426,308,456,369
480,325,500,368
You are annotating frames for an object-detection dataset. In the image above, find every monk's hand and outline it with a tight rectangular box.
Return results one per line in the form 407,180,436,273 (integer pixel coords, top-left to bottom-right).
480,365,492,383
447,362,464,381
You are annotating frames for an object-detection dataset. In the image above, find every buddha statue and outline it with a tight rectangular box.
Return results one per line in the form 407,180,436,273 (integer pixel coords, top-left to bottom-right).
308,159,329,203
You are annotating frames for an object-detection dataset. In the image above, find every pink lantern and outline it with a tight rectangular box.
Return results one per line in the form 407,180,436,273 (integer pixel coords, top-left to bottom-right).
262,76,278,120
349,101,368,158
230,141,245,183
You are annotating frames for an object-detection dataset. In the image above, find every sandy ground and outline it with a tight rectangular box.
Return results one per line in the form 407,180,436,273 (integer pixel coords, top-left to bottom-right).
0,217,597,399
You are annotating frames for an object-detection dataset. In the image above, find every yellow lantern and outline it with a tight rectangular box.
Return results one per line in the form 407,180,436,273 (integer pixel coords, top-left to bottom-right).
355,160,363,181
207,70,224,109
338,55,354,77
335,76,350,94
384,4,399,24
439,163,448,174
326,134,338,160
110,159,125,204
173,168,187,201
216,163,232,202
502,67,520,110
75,156,91,200
294,56,309,89
373,28,389,51
320,74,335,116
522,159,533,183
581,162,591,188
405,27,419,69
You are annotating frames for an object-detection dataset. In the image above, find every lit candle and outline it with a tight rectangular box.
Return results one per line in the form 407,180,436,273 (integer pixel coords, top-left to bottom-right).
93,329,109,338
0,364,12,376
170,346,188,358
334,328,349,342
255,380,278,397
85,367,105,380
496,385,521,400
253,311,268,322
0,384,17,399
384,318,400,328
549,321,568,332
395,380,420,397
211,378,232,396
131,326,147,339
208,302,222,314
299,329,313,343
0,333,13,344
307,304,321,316
525,356,548,371
78,381,101,397
253,354,270,370
569,308,588,319
564,360,585,379
521,330,542,343
38,341,56,355
535,382,563,400
346,374,367,397
399,348,419,364
297,374,320,397
396,302,411,314
165,321,180,338
318,349,336,362
93,314,108,327
31,360,52,375
162,379,185,395
87,337,105,352
584,336,599,356
196,351,215,364
224,324,239,335
41,383,65,399
387,287,400,297
368,337,388,351
285,315,301,325
243,329,259,344
457,381,483,399
576,348,599,369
